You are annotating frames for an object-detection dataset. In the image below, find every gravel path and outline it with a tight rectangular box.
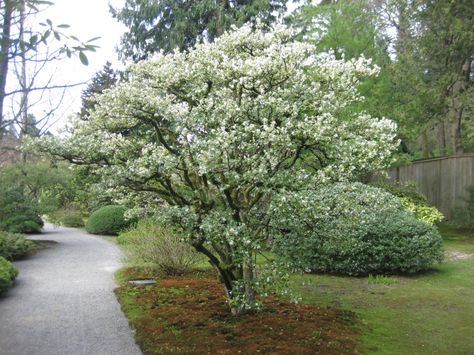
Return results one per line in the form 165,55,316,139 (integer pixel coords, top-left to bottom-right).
0,224,142,355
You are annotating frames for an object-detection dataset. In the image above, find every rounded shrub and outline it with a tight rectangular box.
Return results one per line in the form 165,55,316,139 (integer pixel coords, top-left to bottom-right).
85,205,131,236
0,231,35,260
270,183,444,276
0,256,18,295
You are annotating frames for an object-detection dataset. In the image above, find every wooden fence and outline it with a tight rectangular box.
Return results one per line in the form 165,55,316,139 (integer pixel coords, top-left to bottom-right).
388,154,474,219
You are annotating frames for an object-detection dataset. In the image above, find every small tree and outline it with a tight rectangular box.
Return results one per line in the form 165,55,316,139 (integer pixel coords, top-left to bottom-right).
33,24,398,314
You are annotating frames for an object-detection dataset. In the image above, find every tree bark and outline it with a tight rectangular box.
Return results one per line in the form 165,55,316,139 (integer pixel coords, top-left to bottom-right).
0,0,14,139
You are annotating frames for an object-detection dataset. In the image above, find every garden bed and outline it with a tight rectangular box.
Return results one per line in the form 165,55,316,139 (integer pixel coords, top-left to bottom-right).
115,268,359,354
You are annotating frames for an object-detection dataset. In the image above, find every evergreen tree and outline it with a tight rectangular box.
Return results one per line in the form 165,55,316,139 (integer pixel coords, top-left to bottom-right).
80,62,118,118
110,0,287,61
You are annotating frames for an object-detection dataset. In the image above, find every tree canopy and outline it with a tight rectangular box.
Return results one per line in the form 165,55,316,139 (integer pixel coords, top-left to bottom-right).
32,24,397,313
110,0,287,61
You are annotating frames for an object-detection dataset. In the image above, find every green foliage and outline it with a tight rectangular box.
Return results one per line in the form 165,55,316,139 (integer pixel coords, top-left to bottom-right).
271,183,444,276
450,185,474,230
0,184,43,233
0,256,18,295
0,162,76,215
110,0,287,60
118,218,199,275
85,205,131,236
371,180,444,225
0,231,35,260
400,197,444,226
48,207,84,228
80,62,118,118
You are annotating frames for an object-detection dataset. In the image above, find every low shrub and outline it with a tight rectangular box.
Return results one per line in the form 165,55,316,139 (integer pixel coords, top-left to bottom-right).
270,183,444,276
0,186,43,233
0,231,35,260
118,218,200,275
48,208,84,228
85,205,131,235
0,256,18,295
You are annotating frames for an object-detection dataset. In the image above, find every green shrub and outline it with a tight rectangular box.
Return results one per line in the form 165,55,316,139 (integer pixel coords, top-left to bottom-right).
0,231,35,260
0,256,18,294
48,208,85,228
0,186,43,234
85,205,131,235
371,180,444,225
118,218,200,275
270,183,444,276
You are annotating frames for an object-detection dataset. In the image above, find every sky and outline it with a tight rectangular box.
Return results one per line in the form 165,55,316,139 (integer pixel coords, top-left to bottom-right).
21,0,305,133
23,0,126,132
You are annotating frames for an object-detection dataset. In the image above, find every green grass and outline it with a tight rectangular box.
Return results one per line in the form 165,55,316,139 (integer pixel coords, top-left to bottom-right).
291,224,474,354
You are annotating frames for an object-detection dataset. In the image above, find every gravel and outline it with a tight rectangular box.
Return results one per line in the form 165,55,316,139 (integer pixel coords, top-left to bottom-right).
0,224,142,355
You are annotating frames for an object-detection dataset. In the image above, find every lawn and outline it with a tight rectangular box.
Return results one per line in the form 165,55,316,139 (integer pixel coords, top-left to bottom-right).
115,224,474,354
292,224,474,354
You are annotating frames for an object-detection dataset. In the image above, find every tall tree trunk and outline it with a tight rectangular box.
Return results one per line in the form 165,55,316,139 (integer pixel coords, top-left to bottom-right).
454,106,464,154
421,129,430,158
19,0,28,161
0,0,14,139
439,121,447,156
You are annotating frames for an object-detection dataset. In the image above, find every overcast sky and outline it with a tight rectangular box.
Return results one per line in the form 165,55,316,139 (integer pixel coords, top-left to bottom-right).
21,0,126,132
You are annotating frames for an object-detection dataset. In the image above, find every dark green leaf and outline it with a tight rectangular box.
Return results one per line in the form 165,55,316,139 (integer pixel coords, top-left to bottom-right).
79,51,89,66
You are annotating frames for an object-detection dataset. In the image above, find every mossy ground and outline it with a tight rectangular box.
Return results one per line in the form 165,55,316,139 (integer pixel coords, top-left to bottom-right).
115,268,358,354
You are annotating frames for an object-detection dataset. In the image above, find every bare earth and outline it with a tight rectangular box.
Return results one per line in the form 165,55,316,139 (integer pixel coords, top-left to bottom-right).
0,224,142,355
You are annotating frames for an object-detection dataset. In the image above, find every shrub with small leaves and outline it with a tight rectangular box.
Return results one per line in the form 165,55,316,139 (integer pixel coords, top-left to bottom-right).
85,205,131,235
0,231,35,261
0,256,18,294
270,183,444,276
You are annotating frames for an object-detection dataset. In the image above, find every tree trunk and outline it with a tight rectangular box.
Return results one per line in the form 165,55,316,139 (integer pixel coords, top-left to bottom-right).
19,0,28,161
454,106,464,154
421,129,430,158
194,242,257,315
0,0,14,139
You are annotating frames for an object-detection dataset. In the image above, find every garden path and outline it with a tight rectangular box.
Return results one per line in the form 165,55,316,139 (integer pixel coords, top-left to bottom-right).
0,224,141,355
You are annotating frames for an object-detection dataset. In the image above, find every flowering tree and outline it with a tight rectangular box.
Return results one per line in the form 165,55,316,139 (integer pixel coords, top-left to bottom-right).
33,24,397,314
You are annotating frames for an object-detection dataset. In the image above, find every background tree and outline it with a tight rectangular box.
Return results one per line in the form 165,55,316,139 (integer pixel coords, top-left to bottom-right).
32,24,397,314
0,0,99,141
80,61,118,118
110,0,287,61
291,0,473,159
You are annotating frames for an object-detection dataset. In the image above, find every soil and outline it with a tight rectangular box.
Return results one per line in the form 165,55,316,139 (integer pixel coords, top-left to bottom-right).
115,268,359,354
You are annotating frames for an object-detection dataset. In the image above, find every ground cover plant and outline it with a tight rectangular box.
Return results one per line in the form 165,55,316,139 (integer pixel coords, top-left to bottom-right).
0,256,18,295
115,268,359,354
85,205,130,235
33,23,397,314
0,231,35,260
